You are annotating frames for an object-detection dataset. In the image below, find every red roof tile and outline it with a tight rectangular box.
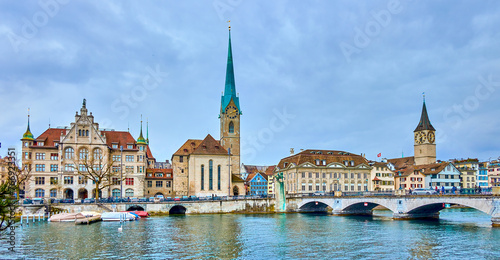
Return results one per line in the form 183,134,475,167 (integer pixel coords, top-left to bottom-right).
173,139,203,156
34,128,66,147
102,131,137,150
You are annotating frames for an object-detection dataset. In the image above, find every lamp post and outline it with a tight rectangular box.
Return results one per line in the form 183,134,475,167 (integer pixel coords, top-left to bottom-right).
120,146,123,201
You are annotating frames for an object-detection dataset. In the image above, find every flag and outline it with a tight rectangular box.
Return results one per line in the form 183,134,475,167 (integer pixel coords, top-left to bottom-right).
377,153,381,157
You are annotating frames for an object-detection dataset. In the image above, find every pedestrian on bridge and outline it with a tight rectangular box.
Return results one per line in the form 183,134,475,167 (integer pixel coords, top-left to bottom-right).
441,186,445,195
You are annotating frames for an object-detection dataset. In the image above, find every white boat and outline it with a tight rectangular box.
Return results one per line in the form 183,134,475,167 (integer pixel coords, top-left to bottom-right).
48,213,87,222
101,212,137,221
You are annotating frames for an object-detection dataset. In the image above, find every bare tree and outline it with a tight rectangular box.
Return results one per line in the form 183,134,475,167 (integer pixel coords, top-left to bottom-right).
14,162,31,200
0,155,19,233
72,150,125,201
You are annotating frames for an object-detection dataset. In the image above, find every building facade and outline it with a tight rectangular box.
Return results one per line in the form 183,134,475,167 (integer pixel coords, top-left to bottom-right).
274,150,372,194
21,101,152,200
145,168,173,198
488,161,500,186
246,172,268,196
369,162,395,191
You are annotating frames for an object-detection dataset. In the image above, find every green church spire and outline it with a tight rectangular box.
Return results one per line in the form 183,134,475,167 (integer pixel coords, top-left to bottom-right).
221,25,241,113
137,115,147,145
22,108,34,140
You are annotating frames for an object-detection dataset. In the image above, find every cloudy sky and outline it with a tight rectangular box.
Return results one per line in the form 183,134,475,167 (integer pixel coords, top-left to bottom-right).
1,0,499,166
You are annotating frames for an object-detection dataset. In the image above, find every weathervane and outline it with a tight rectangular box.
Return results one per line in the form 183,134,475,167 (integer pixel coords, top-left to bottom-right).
227,20,231,30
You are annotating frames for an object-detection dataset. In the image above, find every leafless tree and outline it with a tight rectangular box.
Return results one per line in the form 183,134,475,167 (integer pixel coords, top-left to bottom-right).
72,151,125,200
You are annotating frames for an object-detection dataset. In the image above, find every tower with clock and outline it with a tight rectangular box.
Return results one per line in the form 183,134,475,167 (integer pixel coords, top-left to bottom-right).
220,25,241,175
414,96,436,165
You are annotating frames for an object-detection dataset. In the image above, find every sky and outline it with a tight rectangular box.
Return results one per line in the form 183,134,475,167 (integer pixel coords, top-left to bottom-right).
0,0,499,166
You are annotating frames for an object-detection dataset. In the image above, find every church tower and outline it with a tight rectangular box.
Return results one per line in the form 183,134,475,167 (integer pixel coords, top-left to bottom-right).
220,25,241,175
414,96,436,165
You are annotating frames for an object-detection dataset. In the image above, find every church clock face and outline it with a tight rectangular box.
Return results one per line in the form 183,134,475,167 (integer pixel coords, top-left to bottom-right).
225,105,238,119
427,132,435,144
415,132,427,144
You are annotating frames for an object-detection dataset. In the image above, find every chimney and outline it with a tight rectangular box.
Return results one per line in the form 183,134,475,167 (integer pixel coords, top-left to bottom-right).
290,148,294,155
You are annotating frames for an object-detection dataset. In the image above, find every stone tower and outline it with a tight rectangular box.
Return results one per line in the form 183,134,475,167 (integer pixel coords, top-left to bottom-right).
220,27,241,175
414,97,436,165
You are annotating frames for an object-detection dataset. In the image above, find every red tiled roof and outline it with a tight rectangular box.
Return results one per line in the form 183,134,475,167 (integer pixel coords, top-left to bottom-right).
191,134,228,155
146,145,154,159
173,139,203,156
34,128,66,147
146,168,173,180
102,131,137,150
265,166,276,176
277,149,368,169
373,177,381,181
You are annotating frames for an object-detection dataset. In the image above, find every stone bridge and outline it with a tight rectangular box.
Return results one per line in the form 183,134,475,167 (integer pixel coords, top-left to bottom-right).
285,195,500,226
22,198,276,216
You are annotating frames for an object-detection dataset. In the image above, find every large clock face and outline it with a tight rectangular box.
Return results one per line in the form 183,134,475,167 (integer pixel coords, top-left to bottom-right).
427,132,435,144
415,132,427,144
225,105,238,119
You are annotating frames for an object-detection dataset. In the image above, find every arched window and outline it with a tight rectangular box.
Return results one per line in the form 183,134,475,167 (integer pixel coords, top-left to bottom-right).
112,189,121,198
86,130,89,136
229,121,234,133
65,147,74,159
79,148,89,160
78,129,82,136
35,189,45,198
217,165,221,190
93,148,102,160
209,160,213,190
50,189,57,198
125,189,134,197
201,165,205,190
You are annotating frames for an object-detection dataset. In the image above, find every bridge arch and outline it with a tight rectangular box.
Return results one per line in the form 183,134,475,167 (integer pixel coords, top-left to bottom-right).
406,199,492,216
127,205,145,211
299,201,331,213
169,205,187,215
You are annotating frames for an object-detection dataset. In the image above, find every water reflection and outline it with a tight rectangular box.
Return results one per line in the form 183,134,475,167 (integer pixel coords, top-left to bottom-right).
1,209,499,259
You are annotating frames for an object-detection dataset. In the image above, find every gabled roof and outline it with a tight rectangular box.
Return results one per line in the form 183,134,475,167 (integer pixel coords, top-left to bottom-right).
173,139,203,156
387,157,415,170
414,100,435,132
191,134,228,155
277,149,368,169
33,128,66,147
397,162,449,177
246,172,268,182
265,166,276,176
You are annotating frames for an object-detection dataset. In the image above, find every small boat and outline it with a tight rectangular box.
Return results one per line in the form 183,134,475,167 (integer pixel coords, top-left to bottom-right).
48,213,87,222
101,212,137,221
122,211,149,218
80,211,102,218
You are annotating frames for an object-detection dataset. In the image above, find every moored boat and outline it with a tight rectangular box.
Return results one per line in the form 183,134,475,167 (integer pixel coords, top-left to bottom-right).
101,212,137,221
48,213,87,222
122,211,149,218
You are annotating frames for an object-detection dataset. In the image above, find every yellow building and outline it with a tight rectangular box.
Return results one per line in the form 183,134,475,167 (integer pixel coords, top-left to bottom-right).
370,162,395,191
274,150,372,194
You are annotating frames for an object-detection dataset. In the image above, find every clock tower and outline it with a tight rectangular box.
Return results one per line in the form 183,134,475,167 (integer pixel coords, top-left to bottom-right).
220,26,241,175
414,96,436,165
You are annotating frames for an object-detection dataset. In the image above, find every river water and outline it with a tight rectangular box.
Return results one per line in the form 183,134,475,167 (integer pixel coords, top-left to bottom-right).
1,208,500,259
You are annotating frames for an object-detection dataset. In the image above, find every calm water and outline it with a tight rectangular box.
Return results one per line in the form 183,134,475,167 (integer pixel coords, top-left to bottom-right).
1,208,500,259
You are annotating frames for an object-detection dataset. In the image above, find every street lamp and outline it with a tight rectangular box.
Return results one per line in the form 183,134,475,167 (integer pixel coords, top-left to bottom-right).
120,146,123,201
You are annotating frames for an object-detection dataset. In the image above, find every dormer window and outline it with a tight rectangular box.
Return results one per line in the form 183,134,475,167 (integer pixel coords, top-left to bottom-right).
322,160,326,165
284,162,288,167
155,173,163,177
183,149,188,152
315,159,320,165
350,161,354,166
38,142,44,146
112,144,118,149
127,145,133,149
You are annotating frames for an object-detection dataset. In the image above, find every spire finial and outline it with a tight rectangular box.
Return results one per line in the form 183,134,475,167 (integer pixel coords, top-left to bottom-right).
146,118,149,144
423,92,425,103
227,20,231,31
22,107,34,140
